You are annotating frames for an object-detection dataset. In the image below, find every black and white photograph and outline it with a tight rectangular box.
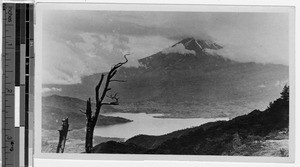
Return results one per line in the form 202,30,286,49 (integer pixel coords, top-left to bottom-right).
35,4,294,161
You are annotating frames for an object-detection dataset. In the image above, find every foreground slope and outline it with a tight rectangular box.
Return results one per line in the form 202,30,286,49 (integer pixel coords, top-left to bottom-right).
92,86,289,156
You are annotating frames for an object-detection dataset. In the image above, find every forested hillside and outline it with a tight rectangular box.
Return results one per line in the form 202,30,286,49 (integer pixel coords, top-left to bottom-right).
92,86,289,156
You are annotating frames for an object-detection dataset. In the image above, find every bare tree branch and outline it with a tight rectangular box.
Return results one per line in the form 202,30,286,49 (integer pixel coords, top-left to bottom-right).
84,54,129,153
110,79,126,82
79,109,86,115
95,74,105,107
102,102,118,106
113,54,129,69
102,93,119,105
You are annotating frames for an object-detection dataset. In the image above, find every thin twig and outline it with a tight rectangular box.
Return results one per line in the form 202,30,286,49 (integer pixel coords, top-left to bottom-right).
79,109,86,115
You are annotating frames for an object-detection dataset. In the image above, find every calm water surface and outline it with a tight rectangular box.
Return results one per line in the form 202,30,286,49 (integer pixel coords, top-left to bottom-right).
94,112,228,139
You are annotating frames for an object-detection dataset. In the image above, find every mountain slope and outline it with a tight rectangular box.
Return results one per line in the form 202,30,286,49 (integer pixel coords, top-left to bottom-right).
138,38,231,72
92,87,289,155
124,120,225,150
43,38,288,118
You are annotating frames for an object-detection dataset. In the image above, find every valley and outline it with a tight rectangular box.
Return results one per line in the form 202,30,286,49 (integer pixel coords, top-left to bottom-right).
41,38,289,156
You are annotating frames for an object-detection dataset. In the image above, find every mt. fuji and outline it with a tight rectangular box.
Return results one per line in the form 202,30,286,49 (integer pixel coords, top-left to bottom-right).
174,38,223,51
138,38,233,73
43,38,288,118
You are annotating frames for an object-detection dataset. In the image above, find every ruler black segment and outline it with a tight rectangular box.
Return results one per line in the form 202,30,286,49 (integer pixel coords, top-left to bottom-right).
20,4,26,44
25,94,29,111
26,4,30,21
15,4,20,46
26,59,29,74
26,13,30,42
25,75,29,94
25,41,29,56
15,4,20,86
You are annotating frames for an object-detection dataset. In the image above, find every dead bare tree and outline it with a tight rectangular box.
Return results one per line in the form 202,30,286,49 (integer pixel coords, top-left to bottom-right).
56,117,70,153
81,54,128,153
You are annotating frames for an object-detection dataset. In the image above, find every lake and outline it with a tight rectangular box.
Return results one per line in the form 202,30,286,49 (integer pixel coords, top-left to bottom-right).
94,112,229,139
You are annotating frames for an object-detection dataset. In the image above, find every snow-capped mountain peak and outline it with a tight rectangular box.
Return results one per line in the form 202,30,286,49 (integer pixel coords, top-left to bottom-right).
174,38,222,53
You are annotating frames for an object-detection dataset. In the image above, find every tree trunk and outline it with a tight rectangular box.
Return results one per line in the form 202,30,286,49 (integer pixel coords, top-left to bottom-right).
83,55,128,153
56,118,69,153
84,98,95,153
85,121,95,153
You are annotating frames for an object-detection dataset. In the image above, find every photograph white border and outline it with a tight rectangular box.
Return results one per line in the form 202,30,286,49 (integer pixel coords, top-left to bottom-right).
34,2,296,166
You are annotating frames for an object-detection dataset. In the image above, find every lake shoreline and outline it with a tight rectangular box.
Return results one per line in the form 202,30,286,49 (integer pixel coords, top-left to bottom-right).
96,112,229,139
103,111,229,119
42,112,229,152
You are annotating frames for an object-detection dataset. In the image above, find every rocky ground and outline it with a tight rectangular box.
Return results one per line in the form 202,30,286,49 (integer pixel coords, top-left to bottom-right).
42,128,124,153
252,129,289,157
227,129,289,156
42,128,289,156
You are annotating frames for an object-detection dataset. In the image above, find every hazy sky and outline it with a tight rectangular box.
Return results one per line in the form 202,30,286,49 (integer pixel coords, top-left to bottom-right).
42,10,289,85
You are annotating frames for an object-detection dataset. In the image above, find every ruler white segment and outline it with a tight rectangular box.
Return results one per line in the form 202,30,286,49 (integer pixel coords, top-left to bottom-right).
20,127,25,167
15,86,20,127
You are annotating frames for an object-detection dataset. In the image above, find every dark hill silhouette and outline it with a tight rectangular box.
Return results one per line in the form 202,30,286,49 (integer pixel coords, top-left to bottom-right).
91,86,289,155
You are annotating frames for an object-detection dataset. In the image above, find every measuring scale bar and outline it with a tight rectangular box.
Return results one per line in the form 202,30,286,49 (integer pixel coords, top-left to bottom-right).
2,3,34,167
2,3,16,167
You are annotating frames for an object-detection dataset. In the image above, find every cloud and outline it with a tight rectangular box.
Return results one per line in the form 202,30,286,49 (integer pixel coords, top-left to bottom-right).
43,10,214,43
162,44,196,55
42,87,62,93
42,31,175,84
43,33,112,84
204,48,219,55
258,84,266,88
44,10,289,64
204,43,287,64
42,10,290,85
275,80,289,87
127,36,175,65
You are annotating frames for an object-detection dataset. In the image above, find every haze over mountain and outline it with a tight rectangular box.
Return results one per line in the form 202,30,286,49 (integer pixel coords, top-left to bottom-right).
43,38,288,118
43,11,289,86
